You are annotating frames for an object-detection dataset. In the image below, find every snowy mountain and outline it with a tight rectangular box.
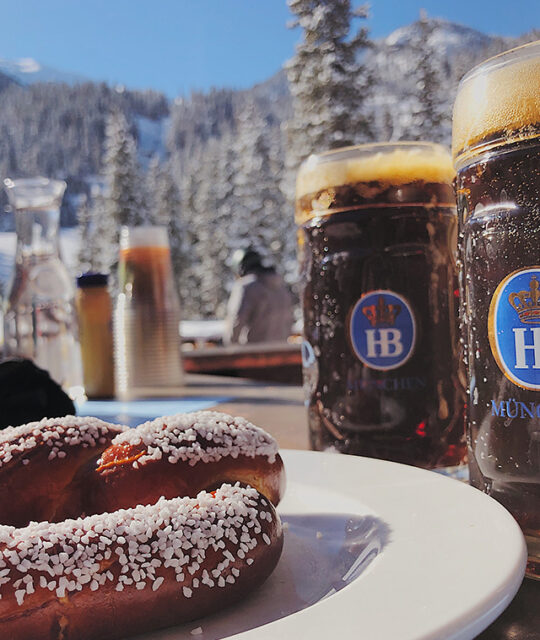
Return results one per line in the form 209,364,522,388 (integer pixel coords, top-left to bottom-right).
368,18,495,86
363,18,513,144
242,18,515,147
0,57,89,86
247,18,510,150
382,18,493,54
0,17,535,320
0,18,525,233
0,18,528,208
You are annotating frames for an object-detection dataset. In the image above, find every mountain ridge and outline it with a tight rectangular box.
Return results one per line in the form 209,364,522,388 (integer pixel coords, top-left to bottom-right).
0,18,535,230
0,57,90,87
0,18,512,95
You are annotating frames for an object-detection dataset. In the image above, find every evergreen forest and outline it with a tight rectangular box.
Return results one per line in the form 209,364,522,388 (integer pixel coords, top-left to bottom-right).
0,2,537,318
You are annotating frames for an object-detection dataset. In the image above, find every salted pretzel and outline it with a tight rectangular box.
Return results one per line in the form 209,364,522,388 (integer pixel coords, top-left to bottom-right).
0,416,126,528
0,412,285,640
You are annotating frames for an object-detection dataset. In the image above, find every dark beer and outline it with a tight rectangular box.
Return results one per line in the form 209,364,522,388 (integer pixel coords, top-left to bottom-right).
453,40,540,578
296,143,466,470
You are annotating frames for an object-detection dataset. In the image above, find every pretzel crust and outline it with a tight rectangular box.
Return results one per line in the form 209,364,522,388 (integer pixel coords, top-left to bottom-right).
0,412,285,640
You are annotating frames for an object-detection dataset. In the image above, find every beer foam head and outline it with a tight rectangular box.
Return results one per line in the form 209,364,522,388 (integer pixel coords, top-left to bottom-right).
296,142,454,200
120,225,169,249
453,40,540,166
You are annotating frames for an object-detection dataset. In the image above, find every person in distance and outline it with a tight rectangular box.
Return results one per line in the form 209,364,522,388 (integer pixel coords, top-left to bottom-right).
223,248,294,345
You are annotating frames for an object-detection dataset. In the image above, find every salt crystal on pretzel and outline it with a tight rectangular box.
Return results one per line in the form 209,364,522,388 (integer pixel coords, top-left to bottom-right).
0,412,285,640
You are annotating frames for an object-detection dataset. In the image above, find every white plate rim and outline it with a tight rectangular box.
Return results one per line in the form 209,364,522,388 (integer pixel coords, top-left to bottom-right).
231,449,527,640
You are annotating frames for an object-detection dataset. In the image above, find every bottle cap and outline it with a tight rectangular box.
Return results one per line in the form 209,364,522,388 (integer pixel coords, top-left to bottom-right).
76,272,109,288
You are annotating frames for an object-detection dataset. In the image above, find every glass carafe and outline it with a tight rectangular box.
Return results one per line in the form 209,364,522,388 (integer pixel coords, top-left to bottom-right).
3,177,83,398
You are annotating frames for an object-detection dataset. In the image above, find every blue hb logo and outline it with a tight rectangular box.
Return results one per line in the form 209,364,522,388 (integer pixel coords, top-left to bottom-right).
489,267,540,390
349,290,416,371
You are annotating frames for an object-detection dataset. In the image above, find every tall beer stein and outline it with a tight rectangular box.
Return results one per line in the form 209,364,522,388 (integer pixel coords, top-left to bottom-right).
453,40,540,578
114,226,184,400
3,177,82,398
296,142,466,472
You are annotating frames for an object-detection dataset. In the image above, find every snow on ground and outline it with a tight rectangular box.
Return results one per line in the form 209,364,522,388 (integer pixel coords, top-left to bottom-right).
180,319,225,343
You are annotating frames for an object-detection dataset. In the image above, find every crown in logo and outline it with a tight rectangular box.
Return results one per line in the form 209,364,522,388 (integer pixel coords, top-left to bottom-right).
362,295,401,327
508,276,540,324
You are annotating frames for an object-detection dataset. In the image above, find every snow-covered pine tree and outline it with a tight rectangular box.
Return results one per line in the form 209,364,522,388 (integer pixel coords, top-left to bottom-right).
145,155,168,227
232,99,293,278
76,195,94,274
212,130,240,316
172,127,237,319
75,184,117,277
176,145,207,318
87,185,118,276
103,110,147,229
408,14,449,144
149,158,188,310
145,154,187,301
167,195,187,307
285,0,373,168
189,136,228,318
146,154,181,228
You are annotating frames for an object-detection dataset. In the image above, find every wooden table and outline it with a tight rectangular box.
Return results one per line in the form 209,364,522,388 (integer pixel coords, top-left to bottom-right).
181,373,308,449
82,373,537,639
181,341,303,385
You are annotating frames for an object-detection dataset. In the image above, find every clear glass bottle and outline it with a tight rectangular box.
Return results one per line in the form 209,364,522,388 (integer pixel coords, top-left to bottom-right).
114,225,184,400
3,177,83,399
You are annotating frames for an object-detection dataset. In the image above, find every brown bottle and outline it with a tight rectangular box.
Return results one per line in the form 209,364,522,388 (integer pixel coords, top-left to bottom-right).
76,272,115,398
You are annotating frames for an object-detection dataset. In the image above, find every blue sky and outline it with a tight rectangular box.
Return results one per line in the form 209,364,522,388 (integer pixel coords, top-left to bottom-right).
1,0,538,97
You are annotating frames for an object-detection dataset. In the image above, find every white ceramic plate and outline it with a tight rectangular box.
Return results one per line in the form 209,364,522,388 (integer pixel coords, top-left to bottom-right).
137,450,527,640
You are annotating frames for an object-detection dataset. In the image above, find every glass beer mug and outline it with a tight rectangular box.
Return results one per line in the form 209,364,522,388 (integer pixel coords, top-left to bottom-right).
453,40,540,579
296,142,466,472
